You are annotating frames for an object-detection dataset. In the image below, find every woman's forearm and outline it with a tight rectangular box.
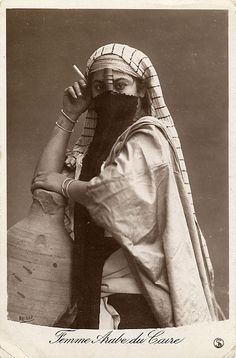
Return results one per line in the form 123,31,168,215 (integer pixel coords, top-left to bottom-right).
31,74,91,196
34,111,79,175
67,180,89,205
34,70,90,176
31,171,89,206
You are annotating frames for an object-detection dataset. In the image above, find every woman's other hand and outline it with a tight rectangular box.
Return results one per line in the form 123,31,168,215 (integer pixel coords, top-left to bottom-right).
31,171,67,195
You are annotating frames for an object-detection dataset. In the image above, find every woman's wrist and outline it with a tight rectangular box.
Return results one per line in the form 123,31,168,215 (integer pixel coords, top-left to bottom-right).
60,177,88,205
56,112,76,131
61,108,81,122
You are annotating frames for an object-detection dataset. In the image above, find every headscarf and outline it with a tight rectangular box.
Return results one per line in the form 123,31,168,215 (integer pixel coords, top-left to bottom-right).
89,53,139,78
65,43,216,297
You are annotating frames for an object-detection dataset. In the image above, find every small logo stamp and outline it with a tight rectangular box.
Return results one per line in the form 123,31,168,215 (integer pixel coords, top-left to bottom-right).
213,338,224,349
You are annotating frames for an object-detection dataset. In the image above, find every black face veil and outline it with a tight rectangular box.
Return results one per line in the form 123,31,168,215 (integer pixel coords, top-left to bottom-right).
80,91,138,181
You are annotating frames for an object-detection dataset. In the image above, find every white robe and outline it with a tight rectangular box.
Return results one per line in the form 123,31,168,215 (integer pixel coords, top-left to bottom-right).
84,116,220,327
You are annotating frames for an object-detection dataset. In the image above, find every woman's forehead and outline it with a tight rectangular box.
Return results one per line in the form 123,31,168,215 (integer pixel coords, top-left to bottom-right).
91,69,134,82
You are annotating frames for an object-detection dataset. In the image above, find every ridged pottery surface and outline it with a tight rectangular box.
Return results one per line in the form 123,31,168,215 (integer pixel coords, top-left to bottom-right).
7,189,73,326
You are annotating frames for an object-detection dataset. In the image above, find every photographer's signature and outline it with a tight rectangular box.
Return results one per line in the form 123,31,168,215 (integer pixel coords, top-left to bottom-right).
19,315,34,323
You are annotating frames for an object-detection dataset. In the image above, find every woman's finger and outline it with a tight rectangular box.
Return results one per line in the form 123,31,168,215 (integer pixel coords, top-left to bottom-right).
73,82,82,97
67,86,78,99
32,171,47,181
78,80,88,98
32,174,47,185
77,78,87,88
31,181,43,191
32,177,44,184
36,171,48,175
33,173,45,180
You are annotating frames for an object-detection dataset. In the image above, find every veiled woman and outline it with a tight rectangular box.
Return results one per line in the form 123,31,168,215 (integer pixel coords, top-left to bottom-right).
32,43,222,329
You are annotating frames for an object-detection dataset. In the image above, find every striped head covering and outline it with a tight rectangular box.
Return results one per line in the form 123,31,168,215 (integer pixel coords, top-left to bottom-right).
64,43,218,311
89,54,140,78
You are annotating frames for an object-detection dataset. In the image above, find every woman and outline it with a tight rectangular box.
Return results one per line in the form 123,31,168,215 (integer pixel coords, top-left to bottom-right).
32,43,222,329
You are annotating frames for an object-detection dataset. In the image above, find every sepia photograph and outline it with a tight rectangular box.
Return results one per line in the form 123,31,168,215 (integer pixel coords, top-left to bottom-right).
1,2,235,358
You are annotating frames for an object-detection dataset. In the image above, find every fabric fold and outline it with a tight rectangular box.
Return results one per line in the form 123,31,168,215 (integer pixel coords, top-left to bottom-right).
85,117,220,327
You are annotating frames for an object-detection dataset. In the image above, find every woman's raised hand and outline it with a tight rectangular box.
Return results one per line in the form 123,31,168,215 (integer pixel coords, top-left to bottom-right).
63,66,91,119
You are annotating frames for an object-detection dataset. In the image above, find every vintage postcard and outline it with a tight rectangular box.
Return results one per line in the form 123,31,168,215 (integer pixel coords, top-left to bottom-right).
0,0,235,357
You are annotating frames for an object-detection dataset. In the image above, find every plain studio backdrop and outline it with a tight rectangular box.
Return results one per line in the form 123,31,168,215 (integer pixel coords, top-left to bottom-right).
7,9,228,318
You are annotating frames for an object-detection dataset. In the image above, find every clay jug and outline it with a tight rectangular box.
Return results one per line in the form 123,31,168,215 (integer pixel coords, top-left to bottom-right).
7,189,73,326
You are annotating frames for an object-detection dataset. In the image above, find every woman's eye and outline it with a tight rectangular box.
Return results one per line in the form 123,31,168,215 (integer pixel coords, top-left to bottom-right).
114,82,127,91
94,83,103,91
